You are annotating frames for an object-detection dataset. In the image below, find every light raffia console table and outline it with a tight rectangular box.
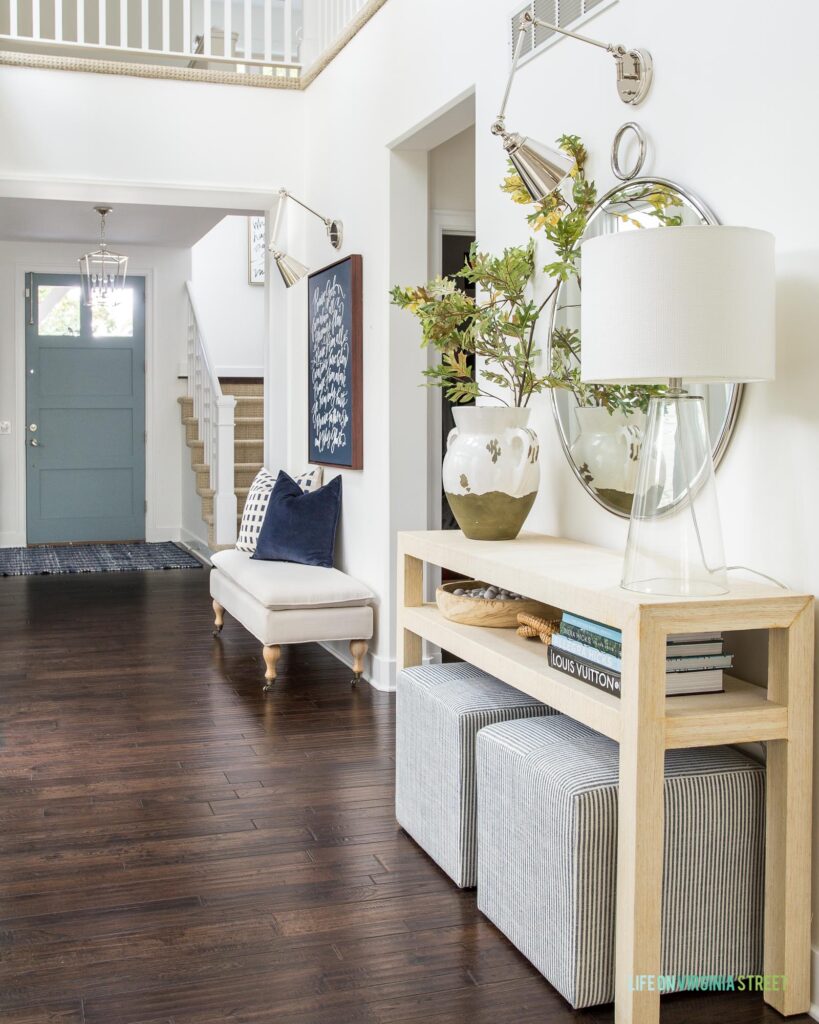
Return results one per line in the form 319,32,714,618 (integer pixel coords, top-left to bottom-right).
397,530,814,1024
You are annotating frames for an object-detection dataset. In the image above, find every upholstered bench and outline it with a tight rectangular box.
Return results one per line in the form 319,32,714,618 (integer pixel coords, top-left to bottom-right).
210,548,374,692
477,715,765,1009
395,663,556,888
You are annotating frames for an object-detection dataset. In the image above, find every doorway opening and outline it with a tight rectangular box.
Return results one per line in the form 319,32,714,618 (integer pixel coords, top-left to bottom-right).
427,124,476,534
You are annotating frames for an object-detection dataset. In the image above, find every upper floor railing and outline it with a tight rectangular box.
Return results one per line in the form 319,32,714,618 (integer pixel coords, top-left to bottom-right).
0,0,376,82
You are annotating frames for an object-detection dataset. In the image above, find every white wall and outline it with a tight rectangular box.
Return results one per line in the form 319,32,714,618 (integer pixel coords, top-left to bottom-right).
191,215,265,376
284,0,480,688
429,125,476,213
279,0,819,954
0,240,190,546
0,63,305,200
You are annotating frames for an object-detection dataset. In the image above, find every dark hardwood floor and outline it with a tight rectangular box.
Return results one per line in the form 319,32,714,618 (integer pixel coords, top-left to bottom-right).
0,569,808,1023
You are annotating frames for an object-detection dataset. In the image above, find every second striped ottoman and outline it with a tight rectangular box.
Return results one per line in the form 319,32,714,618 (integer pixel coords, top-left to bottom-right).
476,715,765,1008
396,662,556,888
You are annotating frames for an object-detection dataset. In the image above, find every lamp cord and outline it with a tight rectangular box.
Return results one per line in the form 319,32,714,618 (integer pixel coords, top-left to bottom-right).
675,401,788,591
724,565,788,589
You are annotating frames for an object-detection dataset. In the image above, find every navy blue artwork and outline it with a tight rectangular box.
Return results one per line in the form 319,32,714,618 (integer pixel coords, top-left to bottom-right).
307,255,363,469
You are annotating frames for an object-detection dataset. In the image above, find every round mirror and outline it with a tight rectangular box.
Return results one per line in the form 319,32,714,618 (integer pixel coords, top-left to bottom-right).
550,177,743,517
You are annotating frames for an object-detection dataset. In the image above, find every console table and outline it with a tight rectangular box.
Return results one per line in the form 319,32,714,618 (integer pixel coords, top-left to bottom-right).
397,530,814,1024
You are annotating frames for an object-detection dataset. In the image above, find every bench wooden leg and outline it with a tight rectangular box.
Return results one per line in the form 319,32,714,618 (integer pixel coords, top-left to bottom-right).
212,600,225,637
350,639,368,687
262,644,281,693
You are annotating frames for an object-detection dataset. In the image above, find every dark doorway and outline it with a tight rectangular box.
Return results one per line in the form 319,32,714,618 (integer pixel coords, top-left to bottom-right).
440,232,475,531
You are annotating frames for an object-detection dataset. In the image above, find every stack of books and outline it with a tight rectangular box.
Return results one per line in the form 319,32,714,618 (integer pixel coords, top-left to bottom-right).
547,612,731,697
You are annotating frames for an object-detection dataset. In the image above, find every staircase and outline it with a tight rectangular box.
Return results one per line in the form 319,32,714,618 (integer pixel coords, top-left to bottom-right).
179,380,264,550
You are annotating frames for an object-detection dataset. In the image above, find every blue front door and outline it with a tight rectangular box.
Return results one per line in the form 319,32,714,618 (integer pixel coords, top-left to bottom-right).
25,274,146,544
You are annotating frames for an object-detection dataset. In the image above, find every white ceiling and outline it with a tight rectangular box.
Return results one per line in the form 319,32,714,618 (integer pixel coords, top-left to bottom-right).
0,197,251,247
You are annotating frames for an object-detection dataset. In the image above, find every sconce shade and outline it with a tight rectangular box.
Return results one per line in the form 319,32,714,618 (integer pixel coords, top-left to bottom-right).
580,225,776,384
503,132,576,201
272,251,310,288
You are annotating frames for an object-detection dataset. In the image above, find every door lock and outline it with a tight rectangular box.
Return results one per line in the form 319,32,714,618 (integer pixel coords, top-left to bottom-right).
29,438,41,447
28,423,37,432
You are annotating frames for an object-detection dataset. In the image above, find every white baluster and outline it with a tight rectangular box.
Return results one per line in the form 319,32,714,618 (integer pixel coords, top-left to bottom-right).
213,395,237,545
9,0,17,36
32,0,40,38
223,0,230,57
97,0,104,43
200,385,209,475
283,0,291,62
242,0,250,59
55,0,63,41
182,0,190,51
203,0,210,54
161,0,168,51
141,0,147,49
263,0,271,60
119,0,126,45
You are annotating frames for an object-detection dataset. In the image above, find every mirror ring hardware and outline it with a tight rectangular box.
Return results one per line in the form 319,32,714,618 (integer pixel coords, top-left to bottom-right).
611,121,646,181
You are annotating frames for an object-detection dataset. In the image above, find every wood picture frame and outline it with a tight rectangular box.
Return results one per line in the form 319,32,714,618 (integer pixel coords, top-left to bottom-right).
307,254,363,469
248,216,265,285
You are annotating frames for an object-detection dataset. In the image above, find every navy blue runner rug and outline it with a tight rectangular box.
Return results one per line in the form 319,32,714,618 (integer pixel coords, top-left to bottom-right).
0,542,203,577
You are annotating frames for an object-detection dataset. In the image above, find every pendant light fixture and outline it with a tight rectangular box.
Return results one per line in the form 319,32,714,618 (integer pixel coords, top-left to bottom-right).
79,206,128,306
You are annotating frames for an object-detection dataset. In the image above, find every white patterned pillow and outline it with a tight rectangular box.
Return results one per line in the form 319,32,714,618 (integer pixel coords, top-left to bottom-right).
236,466,323,553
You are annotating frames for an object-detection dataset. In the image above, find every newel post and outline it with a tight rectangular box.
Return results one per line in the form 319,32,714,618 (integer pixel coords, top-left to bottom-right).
213,394,238,546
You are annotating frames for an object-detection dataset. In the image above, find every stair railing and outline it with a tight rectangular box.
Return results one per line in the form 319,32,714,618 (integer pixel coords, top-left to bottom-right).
186,282,237,547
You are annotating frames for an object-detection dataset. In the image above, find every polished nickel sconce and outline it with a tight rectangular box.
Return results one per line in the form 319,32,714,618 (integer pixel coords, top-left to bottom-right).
268,188,344,288
492,11,654,201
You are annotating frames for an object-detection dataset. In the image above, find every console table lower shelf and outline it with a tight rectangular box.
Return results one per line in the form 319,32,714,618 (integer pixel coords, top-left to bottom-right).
397,530,814,1024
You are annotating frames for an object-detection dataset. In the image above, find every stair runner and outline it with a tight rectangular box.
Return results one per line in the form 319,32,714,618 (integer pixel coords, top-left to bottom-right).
179,379,263,550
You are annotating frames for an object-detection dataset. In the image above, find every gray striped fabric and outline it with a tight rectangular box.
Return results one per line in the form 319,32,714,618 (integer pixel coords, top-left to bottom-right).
395,663,557,888
477,716,765,1009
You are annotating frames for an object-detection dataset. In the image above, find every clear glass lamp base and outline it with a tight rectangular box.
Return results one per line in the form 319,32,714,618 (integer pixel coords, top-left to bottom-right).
622,395,729,597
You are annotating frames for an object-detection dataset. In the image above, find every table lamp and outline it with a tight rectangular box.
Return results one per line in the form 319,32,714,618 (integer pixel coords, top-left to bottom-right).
580,225,776,596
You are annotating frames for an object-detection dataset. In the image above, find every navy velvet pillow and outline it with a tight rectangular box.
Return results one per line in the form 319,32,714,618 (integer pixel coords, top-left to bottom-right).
251,471,342,568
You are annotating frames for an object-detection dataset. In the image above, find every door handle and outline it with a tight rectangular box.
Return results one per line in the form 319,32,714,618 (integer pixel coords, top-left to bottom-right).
29,438,41,447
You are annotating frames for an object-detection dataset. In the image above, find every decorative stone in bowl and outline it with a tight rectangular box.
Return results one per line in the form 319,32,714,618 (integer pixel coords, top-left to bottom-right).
436,579,560,628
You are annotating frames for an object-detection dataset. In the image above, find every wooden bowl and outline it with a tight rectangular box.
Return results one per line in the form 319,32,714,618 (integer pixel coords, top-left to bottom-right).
435,579,561,629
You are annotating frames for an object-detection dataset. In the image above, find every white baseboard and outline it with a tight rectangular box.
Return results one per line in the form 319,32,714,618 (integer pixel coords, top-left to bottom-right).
810,944,819,1021
178,528,214,565
216,366,264,378
317,641,440,692
0,531,26,548
146,526,184,543
177,364,264,379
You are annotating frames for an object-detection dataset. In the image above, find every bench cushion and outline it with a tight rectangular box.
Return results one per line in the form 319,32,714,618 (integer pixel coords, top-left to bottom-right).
210,568,373,646
211,549,373,610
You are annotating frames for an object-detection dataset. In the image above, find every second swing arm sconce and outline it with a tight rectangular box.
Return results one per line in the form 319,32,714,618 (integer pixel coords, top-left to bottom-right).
492,11,653,201
268,188,344,288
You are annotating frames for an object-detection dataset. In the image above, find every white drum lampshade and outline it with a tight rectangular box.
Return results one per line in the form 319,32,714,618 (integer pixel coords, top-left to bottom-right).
579,225,776,595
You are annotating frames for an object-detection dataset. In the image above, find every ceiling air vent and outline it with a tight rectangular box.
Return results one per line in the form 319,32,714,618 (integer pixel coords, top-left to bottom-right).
510,0,617,63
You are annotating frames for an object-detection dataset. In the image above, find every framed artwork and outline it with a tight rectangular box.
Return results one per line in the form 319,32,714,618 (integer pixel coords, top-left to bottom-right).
307,254,363,469
248,216,265,285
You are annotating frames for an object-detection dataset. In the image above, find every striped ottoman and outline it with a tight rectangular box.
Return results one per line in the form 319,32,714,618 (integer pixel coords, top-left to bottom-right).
477,716,765,1008
396,663,556,888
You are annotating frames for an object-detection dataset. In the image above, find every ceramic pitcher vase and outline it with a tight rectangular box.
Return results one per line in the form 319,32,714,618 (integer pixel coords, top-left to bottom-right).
570,407,645,497
443,406,540,541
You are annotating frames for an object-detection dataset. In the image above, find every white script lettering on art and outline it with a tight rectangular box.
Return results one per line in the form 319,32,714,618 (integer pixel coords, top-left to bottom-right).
310,273,350,457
